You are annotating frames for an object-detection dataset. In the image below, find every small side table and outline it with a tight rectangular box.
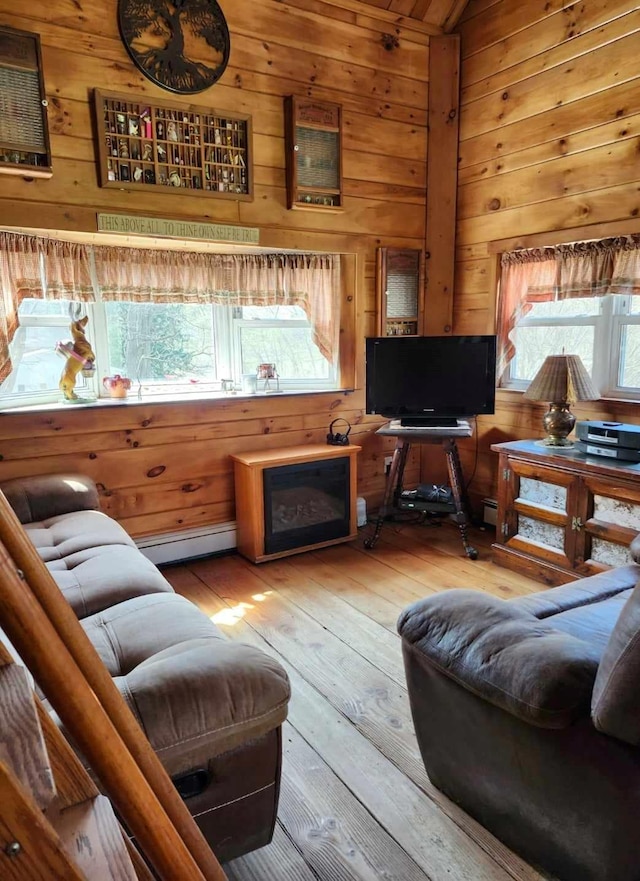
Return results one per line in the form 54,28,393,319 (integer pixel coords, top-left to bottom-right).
364,422,477,560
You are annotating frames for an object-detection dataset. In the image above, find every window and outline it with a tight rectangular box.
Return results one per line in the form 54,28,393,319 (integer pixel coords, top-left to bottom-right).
1,300,91,406
504,294,640,399
0,233,348,409
498,236,640,400
1,298,337,408
228,305,334,385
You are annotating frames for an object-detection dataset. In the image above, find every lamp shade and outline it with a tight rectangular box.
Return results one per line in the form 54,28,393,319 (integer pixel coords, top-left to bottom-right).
523,354,599,403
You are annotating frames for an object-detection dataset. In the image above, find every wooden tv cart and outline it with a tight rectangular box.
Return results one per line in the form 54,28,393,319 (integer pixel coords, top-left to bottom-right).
231,444,360,563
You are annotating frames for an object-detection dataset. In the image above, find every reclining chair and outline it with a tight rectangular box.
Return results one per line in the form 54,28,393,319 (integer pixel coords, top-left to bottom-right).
398,542,640,881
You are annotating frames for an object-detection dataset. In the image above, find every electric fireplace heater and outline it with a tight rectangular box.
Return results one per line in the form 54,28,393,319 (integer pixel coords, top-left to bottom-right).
231,444,360,564
263,457,350,555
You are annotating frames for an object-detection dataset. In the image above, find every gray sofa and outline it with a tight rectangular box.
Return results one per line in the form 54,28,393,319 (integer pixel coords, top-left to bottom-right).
1,472,290,864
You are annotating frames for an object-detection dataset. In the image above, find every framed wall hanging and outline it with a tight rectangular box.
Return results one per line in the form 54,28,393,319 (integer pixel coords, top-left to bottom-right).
0,26,52,178
118,0,230,94
376,247,425,336
284,96,343,211
94,89,252,199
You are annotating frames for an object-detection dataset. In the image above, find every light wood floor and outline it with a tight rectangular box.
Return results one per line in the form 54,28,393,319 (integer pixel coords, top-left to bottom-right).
163,519,551,881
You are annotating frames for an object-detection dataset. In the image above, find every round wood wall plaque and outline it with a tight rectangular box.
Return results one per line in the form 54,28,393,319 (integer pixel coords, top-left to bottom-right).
118,0,230,95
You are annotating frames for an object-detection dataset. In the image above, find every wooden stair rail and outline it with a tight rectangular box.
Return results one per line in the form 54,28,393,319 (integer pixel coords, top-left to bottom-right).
0,492,227,881
0,759,89,881
0,643,137,880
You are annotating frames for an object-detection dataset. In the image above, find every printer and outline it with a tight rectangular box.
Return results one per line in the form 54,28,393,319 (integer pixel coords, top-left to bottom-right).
575,421,640,462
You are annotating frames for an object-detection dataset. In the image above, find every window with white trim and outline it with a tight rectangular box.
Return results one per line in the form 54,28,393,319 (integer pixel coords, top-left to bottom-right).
498,236,640,400
0,232,343,409
506,294,640,398
1,298,337,409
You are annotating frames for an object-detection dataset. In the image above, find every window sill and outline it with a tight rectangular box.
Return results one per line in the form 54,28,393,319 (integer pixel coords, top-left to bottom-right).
0,387,353,416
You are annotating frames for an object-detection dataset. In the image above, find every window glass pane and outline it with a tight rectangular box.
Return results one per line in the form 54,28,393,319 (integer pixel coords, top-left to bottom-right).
526,297,600,319
105,302,216,385
19,299,72,318
510,325,594,381
1,324,87,395
239,326,329,379
628,295,640,315
619,325,640,388
239,305,307,320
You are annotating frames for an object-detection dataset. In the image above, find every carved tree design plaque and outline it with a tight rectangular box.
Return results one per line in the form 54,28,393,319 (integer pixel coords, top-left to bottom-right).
118,0,230,94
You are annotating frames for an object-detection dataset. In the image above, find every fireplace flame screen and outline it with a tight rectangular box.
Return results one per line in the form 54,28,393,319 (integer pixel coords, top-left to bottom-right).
263,457,350,555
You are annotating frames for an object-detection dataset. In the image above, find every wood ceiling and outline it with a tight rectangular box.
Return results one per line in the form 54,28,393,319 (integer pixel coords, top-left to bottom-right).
355,0,469,31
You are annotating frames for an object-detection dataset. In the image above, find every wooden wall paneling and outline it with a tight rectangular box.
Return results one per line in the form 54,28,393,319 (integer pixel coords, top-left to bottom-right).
458,77,640,172
460,32,640,141
459,0,587,58
451,0,640,522
0,0,433,537
458,111,640,188
461,7,640,102
457,181,640,247
458,137,640,220
424,34,460,335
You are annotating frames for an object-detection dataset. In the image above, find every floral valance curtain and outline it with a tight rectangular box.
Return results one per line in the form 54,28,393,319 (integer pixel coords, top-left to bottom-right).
497,234,640,378
0,231,341,383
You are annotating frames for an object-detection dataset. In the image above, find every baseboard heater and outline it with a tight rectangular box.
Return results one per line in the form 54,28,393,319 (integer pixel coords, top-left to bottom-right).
135,521,237,566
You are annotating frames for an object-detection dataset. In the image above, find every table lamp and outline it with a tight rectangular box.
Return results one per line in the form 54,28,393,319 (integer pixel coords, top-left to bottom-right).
523,354,599,447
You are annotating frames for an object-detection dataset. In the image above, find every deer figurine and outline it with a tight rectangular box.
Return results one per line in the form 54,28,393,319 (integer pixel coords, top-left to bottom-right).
57,304,96,401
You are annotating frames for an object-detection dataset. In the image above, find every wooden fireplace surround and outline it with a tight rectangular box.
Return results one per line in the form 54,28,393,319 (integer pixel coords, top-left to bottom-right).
231,443,360,563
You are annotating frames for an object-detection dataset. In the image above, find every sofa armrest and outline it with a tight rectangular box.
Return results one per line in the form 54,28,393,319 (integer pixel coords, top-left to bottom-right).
592,583,640,744
398,590,600,728
0,474,99,524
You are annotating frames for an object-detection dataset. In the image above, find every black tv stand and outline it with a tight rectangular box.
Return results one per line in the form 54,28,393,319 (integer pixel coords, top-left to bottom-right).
399,417,460,428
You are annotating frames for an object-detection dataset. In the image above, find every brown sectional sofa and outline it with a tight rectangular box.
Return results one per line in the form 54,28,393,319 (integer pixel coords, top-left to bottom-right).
1,472,291,864
398,551,640,881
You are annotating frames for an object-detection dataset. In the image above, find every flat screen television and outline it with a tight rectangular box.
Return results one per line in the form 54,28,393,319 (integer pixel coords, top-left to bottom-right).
366,335,497,426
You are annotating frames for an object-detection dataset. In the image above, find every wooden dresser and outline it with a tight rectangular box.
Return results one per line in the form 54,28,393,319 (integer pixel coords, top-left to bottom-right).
492,439,640,586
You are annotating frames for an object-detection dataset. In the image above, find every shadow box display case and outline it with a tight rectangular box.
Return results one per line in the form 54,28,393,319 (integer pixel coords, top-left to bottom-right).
94,89,252,199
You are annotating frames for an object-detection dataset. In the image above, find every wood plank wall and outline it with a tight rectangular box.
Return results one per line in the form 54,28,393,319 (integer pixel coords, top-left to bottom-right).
452,0,640,510
0,0,433,536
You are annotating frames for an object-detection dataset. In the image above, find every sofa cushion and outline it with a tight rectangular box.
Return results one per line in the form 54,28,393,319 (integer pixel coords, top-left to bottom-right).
20,510,168,618
49,545,173,619
398,589,600,728
1,473,99,524
80,593,291,773
25,510,136,564
540,590,632,655
592,583,640,744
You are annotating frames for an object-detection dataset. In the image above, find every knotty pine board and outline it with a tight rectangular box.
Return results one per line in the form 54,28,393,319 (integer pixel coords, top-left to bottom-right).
461,7,640,103
452,7,640,520
458,136,640,221
458,77,640,171
225,823,319,881
165,533,547,881
0,0,436,543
